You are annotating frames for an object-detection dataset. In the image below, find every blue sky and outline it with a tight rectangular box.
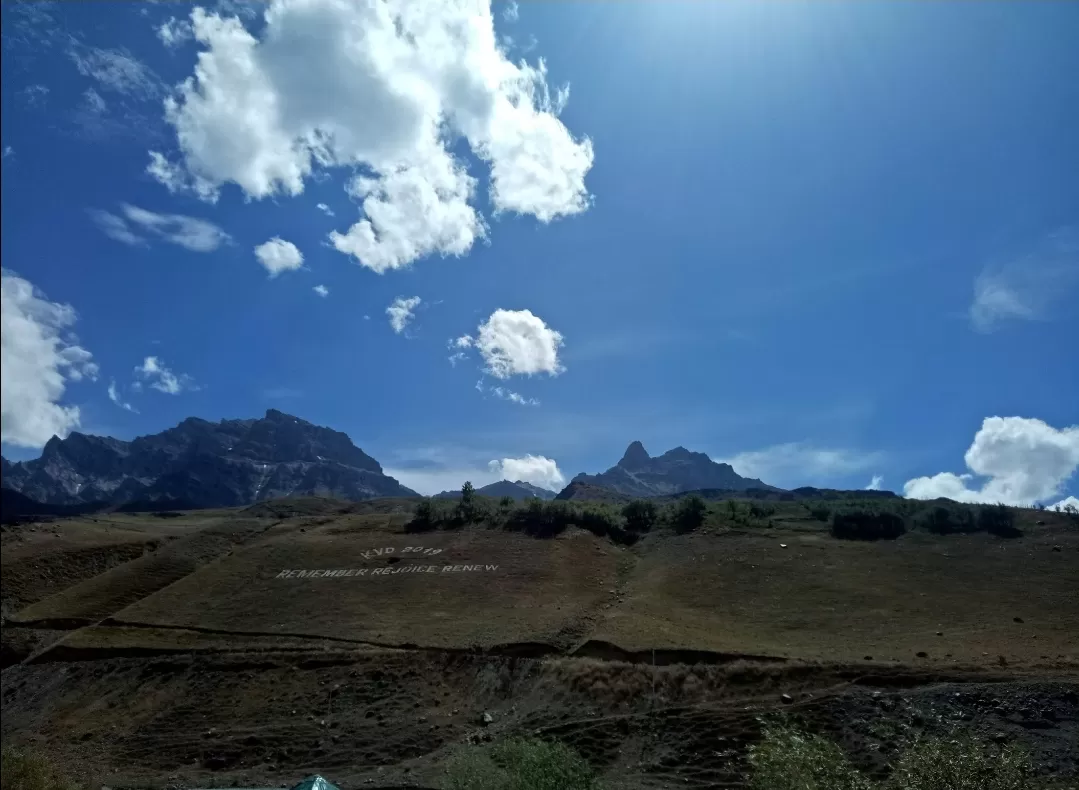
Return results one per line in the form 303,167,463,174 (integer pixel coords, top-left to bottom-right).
2,0,1077,503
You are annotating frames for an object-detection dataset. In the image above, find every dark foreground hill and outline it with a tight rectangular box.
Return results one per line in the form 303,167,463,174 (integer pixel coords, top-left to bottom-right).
0,409,416,510
567,440,779,497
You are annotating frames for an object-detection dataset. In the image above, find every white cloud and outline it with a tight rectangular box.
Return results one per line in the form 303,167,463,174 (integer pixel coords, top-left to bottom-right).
19,85,50,107
107,380,138,413
254,237,304,277
2,146,13,160
146,151,220,201
387,296,421,334
970,228,1079,332
448,352,467,367
502,1,519,22
134,356,194,395
1,271,98,448
316,202,335,217
451,334,474,349
157,16,194,48
475,308,564,379
489,454,564,490
866,475,884,491
313,284,329,297
386,451,564,495
70,45,162,98
1051,495,1079,512
491,386,538,406
724,443,883,486
903,417,1079,506
153,0,593,271
91,204,231,251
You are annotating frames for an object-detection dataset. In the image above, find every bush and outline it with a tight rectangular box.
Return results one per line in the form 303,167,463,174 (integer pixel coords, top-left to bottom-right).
406,498,439,532
887,734,1038,790
809,506,831,522
444,737,597,790
1,746,75,790
671,495,707,533
831,510,906,541
977,504,1021,538
919,506,976,535
622,500,658,533
747,724,870,790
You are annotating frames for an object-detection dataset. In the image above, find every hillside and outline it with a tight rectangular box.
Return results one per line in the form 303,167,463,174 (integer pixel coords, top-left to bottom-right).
569,441,778,498
0,410,417,509
2,494,1076,788
434,479,558,501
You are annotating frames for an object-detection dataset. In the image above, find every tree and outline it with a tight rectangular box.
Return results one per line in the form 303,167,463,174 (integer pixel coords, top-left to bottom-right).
622,499,658,532
456,481,478,523
672,494,707,533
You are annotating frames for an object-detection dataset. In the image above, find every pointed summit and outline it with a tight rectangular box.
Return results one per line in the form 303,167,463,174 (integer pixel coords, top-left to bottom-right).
618,441,651,470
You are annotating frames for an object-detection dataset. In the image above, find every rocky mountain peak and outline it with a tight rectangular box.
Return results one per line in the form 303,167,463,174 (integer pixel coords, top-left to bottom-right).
618,441,651,470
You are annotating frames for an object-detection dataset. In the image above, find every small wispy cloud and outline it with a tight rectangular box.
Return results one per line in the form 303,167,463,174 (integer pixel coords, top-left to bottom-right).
134,356,195,395
502,1,519,22
970,227,1079,332
387,296,421,335
107,380,138,413
254,237,304,277
866,474,883,491
313,284,329,297
90,204,231,251
316,202,335,217
69,45,162,99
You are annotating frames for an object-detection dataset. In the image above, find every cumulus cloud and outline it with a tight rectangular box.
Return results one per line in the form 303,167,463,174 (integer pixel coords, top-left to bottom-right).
254,237,304,277
313,284,329,297
1051,495,1079,512
724,443,883,487
386,296,421,334
90,204,231,251
70,45,162,98
107,380,138,413
489,454,564,490
474,308,564,379
151,0,593,271
134,356,194,395
970,228,1079,332
903,417,1079,506
157,16,194,48
866,475,884,491
1,271,98,448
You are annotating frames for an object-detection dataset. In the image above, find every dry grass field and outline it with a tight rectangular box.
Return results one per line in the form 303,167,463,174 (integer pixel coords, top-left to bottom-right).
2,497,1077,788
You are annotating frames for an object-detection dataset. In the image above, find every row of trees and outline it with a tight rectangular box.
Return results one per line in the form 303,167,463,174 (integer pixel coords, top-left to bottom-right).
407,484,711,544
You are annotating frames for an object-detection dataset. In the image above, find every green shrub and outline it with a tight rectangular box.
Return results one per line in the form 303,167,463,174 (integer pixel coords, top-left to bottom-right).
919,505,976,535
622,500,658,533
887,734,1037,790
809,506,831,522
406,498,439,532
747,724,870,790
831,510,906,541
444,737,597,790
1,746,75,790
671,494,707,533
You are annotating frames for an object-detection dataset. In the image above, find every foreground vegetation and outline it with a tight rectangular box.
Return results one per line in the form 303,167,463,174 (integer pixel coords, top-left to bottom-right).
406,481,1071,545
442,726,1057,790
0,746,74,790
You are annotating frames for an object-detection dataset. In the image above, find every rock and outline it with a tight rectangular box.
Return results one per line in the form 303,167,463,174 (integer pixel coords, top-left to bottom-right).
1013,616,1024,623
481,711,494,725
864,655,873,661
935,631,943,636
991,732,1009,744
780,694,794,704
780,544,788,548
1052,545,1062,552
916,651,928,658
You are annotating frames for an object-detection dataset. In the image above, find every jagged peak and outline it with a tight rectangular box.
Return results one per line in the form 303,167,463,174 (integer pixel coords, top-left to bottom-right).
618,441,651,469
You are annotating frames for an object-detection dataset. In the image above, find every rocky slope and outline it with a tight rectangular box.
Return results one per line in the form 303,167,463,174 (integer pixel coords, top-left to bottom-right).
0,409,416,509
434,479,558,501
567,441,778,498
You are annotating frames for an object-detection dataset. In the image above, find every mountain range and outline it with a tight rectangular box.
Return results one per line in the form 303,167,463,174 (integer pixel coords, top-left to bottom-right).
0,409,417,509
433,480,558,501
2,414,780,515
566,440,777,498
